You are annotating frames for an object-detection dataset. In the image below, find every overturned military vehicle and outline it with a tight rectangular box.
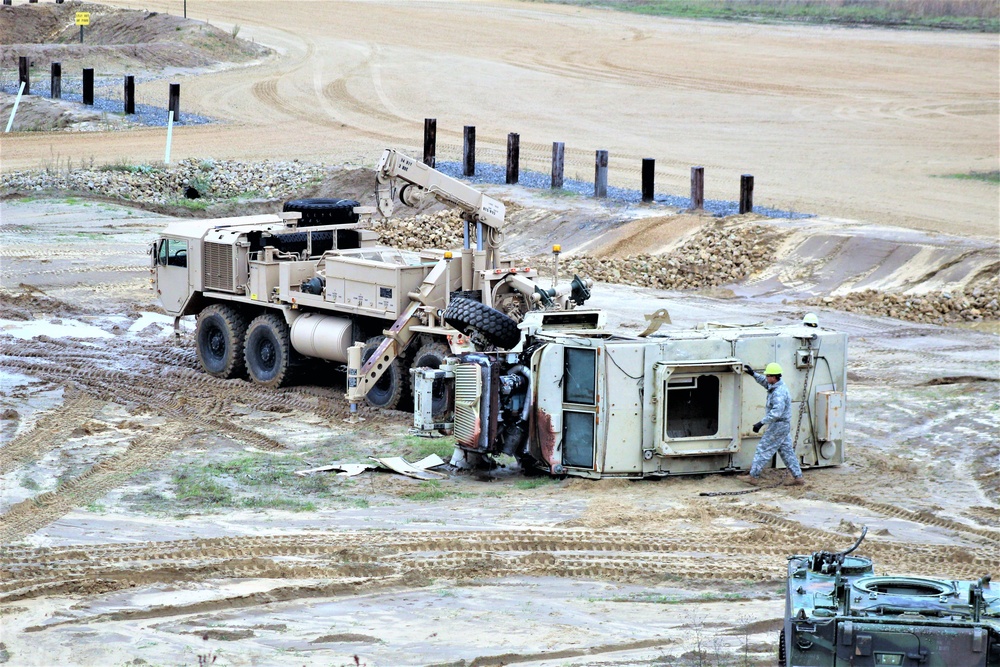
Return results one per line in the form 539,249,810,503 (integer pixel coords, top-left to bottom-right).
782,529,999,666
411,309,848,479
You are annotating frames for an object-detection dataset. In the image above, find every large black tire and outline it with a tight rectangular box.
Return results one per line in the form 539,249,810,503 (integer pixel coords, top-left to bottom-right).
244,313,295,388
777,629,786,666
282,198,360,227
412,340,451,421
362,336,407,410
443,298,521,350
196,304,248,379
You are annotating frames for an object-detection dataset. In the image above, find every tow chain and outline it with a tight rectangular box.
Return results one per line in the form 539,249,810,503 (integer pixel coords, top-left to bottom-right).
792,345,814,451
700,482,783,497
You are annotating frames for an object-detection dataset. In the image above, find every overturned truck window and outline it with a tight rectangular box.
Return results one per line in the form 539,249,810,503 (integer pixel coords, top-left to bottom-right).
666,375,719,438
563,411,595,469
563,348,596,405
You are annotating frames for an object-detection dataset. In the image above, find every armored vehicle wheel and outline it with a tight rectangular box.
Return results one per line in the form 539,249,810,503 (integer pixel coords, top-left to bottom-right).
412,340,451,421
244,313,295,388
777,629,785,665
443,297,521,350
362,336,406,410
195,304,248,379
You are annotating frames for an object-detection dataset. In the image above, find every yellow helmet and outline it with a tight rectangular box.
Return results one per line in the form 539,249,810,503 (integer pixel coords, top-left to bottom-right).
803,313,819,327
764,362,783,376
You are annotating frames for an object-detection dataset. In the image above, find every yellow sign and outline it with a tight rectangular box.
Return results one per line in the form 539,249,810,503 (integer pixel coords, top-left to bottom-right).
75,12,90,26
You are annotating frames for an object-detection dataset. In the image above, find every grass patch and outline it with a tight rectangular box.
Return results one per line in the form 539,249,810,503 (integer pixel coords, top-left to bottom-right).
19,476,39,491
85,502,106,513
535,0,999,31
513,478,558,490
944,170,1000,183
402,480,465,501
173,198,209,211
387,435,456,461
170,453,340,512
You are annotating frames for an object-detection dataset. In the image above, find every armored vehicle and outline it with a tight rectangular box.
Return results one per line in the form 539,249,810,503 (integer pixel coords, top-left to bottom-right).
782,529,999,666
410,309,848,478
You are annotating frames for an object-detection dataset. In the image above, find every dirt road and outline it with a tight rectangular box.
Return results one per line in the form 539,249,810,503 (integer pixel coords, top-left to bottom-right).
1,196,997,666
2,0,997,237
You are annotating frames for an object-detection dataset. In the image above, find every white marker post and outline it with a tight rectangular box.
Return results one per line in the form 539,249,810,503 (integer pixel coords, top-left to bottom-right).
164,110,174,164
4,81,26,133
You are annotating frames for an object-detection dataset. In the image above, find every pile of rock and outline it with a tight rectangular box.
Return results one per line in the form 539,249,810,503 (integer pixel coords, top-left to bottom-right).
0,158,324,205
369,209,466,250
804,286,1000,324
370,212,774,291
559,222,774,290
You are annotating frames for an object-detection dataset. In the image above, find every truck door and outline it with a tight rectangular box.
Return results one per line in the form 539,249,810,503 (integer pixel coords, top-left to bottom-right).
154,237,190,315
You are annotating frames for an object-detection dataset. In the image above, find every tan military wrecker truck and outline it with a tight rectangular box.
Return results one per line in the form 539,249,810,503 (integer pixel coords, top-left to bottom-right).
150,149,593,410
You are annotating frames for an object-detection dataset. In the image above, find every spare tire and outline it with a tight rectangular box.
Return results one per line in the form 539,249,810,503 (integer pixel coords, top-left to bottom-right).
282,198,360,227
444,298,521,350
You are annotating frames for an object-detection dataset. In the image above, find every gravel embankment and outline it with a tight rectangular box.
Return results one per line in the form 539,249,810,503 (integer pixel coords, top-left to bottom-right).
804,287,1000,324
370,208,999,322
1,158,324,204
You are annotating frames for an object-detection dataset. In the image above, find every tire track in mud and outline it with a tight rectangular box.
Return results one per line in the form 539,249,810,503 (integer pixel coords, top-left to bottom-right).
0,426,194,543
0,392,104,476
4,521,995,603
827,494,1000,542
0,336,363,451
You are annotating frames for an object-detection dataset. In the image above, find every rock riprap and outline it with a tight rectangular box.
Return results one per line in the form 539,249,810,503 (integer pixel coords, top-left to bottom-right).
1,159,324,205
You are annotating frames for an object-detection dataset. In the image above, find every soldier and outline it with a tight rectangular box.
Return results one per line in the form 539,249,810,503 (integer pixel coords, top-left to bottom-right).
739,362,805,486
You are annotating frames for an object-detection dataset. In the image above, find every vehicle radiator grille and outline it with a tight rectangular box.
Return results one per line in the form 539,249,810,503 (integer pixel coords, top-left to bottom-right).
453,364,482,447
203,242,234,291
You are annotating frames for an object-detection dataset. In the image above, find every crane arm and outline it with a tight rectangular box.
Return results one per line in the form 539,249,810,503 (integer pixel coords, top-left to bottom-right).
375,149,505,230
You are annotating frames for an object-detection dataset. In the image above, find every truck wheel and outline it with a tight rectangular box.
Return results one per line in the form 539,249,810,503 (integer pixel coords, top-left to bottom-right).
196,304,248,379
244,313,295,388
362,336,406,410
412,341,451,420
444,297,521,350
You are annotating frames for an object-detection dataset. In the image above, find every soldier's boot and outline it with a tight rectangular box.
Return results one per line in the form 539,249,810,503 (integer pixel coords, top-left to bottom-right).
784,475,806,487
737,474,761,486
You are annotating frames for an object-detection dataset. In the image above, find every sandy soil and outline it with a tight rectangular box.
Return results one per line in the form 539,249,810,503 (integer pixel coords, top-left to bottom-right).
1,0,997,239
0,197,997,666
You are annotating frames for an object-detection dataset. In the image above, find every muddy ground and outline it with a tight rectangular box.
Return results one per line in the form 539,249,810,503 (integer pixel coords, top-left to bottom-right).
0,193,997,667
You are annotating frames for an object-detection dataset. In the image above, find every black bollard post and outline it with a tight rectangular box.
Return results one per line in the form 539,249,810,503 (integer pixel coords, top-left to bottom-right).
551,142,565,190
506,133,520,185
462,125,476,177
50,62,61,99
168,83,180,122
641,158,655,202
690,166,704,210
18,56,29,95
82,67,94,105
594,150,608,198
423,118,436,167
739,174,755,214
124,75,135,114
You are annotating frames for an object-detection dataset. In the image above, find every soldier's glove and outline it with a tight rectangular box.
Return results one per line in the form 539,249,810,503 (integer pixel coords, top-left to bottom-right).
743,365,755,375
752,421,764,433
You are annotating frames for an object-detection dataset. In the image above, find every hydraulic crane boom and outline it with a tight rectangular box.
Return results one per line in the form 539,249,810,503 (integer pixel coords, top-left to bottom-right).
375,149,505,230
